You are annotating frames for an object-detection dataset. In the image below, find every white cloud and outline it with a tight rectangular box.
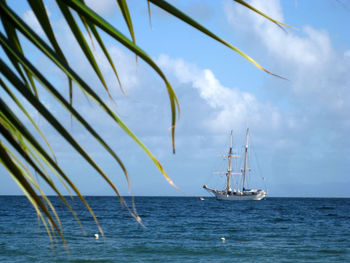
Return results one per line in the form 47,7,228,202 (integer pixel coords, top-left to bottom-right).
225,0,333,72
85,0,117,17
224,0,350,135
345,50,350,59
157,55,282,133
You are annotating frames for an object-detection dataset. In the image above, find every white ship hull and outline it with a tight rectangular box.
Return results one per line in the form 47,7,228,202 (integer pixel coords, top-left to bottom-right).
213,190,266,201
204,186,266,201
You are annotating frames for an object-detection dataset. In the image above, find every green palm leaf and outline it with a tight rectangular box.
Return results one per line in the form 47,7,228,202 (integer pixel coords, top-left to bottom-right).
0,33,129,188
0,58,106,236
60,0,180,153
0,112,85,236
27,0,74,105
0,143,64,241
234,0,293,31
0,16,38,96
80,17,125,94
0,78,57,162
56,1,112,99
117,0,136,45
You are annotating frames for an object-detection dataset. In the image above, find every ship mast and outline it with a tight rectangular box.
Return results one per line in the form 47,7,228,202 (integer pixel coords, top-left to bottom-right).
226,130,233,192
242,128,249,191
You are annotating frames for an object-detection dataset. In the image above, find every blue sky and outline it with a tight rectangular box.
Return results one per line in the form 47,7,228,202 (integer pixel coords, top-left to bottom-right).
1,0,350,197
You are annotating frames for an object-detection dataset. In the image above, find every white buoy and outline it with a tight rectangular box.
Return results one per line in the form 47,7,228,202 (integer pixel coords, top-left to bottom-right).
221,237,226,242
94,233,99,239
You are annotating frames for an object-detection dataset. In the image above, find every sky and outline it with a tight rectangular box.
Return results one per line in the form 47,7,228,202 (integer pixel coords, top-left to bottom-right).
1,0,350,197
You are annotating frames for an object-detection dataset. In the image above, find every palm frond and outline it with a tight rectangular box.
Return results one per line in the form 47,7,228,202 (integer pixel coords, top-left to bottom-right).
0,15,38,96
0,142,64,242
61,0,180,153
0,0,288,246
27,0,74,105
234,0,293,31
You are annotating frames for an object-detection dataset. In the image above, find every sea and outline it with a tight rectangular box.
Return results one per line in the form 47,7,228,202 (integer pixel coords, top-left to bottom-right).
0,196,349,262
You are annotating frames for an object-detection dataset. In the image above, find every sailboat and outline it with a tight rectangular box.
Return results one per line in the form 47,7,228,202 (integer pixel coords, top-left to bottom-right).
203,129,266,201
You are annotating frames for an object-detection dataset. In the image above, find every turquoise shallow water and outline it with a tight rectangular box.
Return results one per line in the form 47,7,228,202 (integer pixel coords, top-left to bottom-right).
0,196,349,262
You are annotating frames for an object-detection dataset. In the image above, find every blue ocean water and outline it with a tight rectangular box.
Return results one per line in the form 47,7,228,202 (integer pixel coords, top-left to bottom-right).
0,196,349,262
